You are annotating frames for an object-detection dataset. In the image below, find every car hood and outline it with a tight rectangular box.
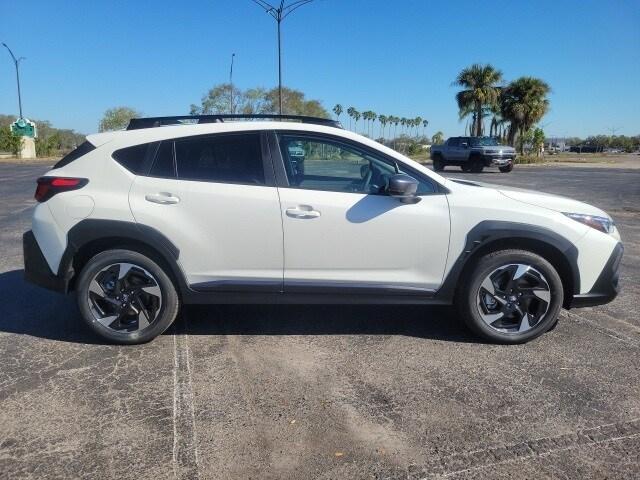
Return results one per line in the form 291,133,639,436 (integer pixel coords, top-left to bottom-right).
447,178,610,218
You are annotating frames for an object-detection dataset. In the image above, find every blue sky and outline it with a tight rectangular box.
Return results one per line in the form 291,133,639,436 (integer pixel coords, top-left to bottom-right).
1,0,639,137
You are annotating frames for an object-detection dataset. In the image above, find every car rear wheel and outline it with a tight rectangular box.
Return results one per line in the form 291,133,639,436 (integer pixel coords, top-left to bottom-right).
76,249,179,344
461,164,472,172
457,249,563,344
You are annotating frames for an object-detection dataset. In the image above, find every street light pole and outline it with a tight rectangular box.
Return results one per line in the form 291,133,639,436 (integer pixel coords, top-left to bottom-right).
229,53,236,114
2,43,25,119
250,0,314,115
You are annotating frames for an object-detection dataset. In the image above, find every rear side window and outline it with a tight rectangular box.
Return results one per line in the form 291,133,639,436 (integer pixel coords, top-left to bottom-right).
448,138,459,147
53,141,95,169
174,133,264,185
112,143,153,174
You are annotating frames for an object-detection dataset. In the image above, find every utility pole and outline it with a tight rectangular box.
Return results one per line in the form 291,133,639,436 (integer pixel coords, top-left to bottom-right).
250,0,314,115
229,53,236,114
2,43,25,119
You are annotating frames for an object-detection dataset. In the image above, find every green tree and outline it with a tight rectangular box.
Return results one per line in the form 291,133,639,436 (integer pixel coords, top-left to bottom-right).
533,127,545,157
190,84,328,117
431,131,444,145
99,106,141,132
346,107,355,130
500,77,551,148
454,63,503,137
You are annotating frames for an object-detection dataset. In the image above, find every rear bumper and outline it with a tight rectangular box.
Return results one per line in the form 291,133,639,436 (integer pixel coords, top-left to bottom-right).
23,230,69,293
570,242,623,308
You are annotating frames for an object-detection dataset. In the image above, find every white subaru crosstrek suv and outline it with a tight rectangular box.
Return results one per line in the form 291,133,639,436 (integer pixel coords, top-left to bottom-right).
23,115,623,345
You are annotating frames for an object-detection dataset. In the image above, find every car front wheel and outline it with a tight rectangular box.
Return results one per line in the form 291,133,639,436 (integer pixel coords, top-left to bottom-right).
76,249,180,344
457,249,563,344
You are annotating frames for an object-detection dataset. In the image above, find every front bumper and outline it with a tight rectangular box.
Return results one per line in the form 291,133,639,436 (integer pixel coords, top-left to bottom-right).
484,154,515,166
23,230,69,293
570,242,623,308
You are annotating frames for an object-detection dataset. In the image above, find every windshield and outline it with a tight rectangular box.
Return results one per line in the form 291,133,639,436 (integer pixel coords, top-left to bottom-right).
469,137,501,147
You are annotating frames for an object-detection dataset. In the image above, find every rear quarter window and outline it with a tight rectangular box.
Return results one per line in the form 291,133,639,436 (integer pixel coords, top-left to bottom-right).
53,141,96,169
112,143,156,174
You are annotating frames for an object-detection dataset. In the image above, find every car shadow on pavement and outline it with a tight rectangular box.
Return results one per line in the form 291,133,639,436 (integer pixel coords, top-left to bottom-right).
0,269,103,344
0,269,477,344
175,304,477,342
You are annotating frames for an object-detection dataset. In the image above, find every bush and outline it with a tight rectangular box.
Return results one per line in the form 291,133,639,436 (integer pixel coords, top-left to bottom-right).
515,155,546,164
0,126,21,156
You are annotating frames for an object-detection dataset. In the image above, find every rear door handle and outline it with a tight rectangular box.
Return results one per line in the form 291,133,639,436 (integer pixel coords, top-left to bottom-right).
286,205,321,219
145,192,180,205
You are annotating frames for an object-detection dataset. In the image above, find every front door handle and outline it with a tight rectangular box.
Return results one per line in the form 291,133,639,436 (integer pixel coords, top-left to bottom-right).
286,205,321,219
145,192,180,205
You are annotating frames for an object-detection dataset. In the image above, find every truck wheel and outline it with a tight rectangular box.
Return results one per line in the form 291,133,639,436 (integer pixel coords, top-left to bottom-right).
499,163,514,173
432,155,445,172
457,249,563,344
461,164,472,172
470,157,484,173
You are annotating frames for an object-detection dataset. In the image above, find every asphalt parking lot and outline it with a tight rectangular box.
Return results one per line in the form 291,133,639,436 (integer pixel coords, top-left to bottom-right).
1,161,639,479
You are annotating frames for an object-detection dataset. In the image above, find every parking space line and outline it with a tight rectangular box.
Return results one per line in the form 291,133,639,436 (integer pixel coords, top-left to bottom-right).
172,313,199,479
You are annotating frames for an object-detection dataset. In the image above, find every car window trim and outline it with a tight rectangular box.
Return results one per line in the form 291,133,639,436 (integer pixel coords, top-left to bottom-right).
269,130,445,195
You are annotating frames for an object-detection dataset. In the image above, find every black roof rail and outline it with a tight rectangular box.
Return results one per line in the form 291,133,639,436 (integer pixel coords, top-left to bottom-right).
126,114,342,130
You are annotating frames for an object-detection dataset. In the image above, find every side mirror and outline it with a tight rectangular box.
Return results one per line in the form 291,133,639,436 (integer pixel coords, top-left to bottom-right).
386,174,421,204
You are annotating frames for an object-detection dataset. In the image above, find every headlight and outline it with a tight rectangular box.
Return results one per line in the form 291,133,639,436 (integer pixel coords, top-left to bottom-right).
563,212,615,234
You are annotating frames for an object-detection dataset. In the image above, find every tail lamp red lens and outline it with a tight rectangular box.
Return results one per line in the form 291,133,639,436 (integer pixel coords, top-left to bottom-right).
35,177,88,203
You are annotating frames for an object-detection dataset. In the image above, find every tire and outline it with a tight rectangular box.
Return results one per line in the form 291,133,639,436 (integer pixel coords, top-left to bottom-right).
461,164,472,172
457,249,563,344
499,162,514,173
432,155,445,172
470,156,484,173
76,249,180,344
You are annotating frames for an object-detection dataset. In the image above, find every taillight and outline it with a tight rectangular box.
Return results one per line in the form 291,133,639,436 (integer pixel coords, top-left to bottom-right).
35,177,88,202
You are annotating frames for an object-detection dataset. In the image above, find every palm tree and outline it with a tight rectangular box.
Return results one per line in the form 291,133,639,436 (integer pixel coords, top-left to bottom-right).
333,104,343,122
500,77,551,149
414,116,422,138
454,63,503,137
353,110,361,133
346,107,355,130
432,131,444,145
422,119,429,138
378,115,388,140
369,112,377,137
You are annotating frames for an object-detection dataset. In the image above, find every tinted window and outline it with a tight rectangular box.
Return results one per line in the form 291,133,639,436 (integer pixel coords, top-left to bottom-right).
53,141,95,169
447,138,459,147
112,143,152,174
150,141,175,178
175,133,264,184
279,135,435,195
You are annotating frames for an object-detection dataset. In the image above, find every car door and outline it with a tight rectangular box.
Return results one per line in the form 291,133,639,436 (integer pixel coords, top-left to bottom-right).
128,131,284,291
447,137,462,161
273,132,451,294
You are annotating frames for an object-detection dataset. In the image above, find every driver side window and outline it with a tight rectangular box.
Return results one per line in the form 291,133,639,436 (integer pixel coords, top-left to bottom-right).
278,135,434,195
